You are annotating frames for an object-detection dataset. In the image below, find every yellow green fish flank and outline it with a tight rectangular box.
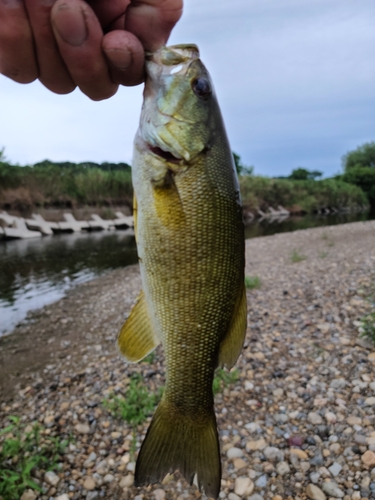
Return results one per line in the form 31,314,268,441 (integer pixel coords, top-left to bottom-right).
117,44,246,499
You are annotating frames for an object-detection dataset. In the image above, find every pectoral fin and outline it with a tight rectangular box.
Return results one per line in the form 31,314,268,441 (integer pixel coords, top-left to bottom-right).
218,283,247,369
117,291,159,362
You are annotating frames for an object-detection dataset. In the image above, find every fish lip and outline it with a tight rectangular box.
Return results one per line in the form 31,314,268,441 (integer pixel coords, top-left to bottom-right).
147,144,184,165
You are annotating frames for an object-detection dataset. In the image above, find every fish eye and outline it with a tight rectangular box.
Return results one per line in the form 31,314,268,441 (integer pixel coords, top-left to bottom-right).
192,78,211,99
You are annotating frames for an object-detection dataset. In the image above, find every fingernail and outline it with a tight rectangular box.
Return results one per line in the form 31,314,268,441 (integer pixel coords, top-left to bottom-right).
53,3,88,47
106,49,132,71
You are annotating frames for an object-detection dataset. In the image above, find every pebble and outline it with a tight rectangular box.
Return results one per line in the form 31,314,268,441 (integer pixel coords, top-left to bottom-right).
362,451,375,467
153,489,166,500
227,447,243,459
103,473,114,483
322,482,345,498
263,446,284,461
87,492,99,500
246,438,267,451
255,474,268,488
276,461,290,475
20,490,37,500
55,495,70,500
234,477,254,496
290,448,308,460
365,397,375,406
83,476,96,490
119,474,134,488
306,484,327,500
308,412,323,425
228,494,241,500
74,423,90,434
83,451,97,468
248,495,264,500
44,470,60,486
329,462,343,476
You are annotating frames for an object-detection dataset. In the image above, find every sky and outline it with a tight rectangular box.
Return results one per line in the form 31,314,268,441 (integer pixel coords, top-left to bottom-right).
0,0,374,178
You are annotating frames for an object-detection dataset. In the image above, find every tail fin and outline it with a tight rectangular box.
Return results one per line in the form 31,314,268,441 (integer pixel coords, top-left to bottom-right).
135,398,221,499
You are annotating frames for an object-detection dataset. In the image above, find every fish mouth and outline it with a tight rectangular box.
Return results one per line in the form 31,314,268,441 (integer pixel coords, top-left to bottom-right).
148,145,183,165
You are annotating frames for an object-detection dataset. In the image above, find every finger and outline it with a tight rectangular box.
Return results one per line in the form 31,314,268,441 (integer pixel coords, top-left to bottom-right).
24,0,76,94
0,0,38,83
51,0,118,100
102,30,145,86
125,0,183,52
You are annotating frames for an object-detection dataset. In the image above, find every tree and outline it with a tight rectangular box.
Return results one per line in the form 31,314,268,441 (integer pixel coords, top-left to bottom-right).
0,147,6,162
342,142,375,171
289,168,322,181
232,152,254,176
341,142,375,210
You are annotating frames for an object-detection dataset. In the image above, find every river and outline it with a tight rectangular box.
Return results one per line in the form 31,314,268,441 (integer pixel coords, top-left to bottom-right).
0,212,373,336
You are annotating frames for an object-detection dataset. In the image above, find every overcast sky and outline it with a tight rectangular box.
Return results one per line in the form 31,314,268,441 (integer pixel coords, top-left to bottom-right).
0,0,374,177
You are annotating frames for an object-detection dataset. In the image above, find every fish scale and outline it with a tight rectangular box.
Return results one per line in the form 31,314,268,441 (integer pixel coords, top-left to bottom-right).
117,44,247,499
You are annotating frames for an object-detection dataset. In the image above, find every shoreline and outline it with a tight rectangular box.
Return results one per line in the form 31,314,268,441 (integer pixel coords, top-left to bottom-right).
1,220,375,500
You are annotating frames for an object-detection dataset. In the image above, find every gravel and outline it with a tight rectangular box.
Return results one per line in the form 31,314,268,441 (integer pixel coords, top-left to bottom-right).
1,220,375,500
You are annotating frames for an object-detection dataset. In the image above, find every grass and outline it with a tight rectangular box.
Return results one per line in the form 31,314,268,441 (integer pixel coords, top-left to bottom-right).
319,251,328,258
291,249,307,263
360,311,375,344
0,416,69,500
142,352,156,364
245,275,261,290
213,368,240,395
103,374,162,427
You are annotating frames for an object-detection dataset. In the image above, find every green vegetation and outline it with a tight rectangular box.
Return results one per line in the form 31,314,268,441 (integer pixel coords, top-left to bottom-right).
360,312,375,344
0,416,69,500
213,368,240,395
240,175,367,214
245,275,261,289
318,251,328,258
290,249,307,263
103,374,162,427
340,142,375,209
0,158,133,211
0,146,373,214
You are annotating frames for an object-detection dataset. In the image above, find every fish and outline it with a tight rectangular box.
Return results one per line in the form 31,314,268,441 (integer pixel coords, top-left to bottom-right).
117,44,247,499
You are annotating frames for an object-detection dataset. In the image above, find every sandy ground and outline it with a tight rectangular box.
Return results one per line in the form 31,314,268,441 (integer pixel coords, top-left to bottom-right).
1,220,375,500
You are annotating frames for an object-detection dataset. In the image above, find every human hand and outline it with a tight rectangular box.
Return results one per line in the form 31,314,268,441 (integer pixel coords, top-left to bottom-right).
0,0,183,100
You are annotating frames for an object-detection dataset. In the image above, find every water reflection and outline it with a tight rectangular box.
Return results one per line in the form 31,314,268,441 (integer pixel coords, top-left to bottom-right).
0,230,137,335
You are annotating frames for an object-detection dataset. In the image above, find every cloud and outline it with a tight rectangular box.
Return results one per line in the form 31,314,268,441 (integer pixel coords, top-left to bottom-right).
0,0,374,177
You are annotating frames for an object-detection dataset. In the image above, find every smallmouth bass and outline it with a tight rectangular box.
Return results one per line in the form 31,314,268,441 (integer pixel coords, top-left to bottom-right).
118,44,247,499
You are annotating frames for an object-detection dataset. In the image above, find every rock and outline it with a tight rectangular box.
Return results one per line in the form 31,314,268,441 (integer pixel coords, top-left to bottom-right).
83,452,97,468
56,495,70,500
368,352,375,362
290,448,308,460
276,461,290,475
362,451,375,467
248,495,264,500
153,489,166,500
306,484,326,500
233,458,247,469
103,473,114,483
308,412,323,425
246,438,267,451
44,471,60,486
288,435,304,447
228,494,241,500
87,492,99,500
263,446,284,461
83,477,96,490
322,482,344,498
234,477,254,496
75,423,90,434
20,490,37,500
329,462,342,477
310,451,324,466
325,411,337,424
365,397,375,406
227,447,243,459
119,474,134,488
255,474,268,488
347,416,362,426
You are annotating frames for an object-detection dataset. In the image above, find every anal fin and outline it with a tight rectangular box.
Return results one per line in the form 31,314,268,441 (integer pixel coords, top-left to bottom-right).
218,283,247,369
117,291,159,362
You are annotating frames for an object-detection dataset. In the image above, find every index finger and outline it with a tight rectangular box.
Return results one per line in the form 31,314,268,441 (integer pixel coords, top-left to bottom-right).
125,0,183,52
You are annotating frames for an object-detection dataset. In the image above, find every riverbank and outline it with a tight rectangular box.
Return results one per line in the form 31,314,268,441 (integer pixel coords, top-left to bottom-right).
1,221,375,500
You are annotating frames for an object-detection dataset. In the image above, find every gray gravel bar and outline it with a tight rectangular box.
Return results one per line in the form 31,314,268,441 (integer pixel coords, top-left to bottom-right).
1,220,375,500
